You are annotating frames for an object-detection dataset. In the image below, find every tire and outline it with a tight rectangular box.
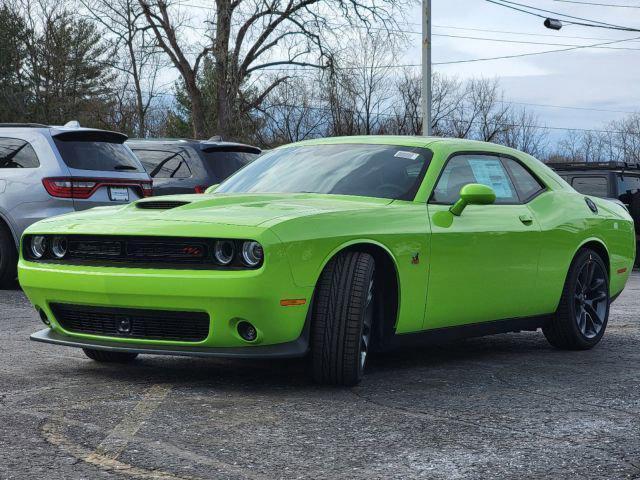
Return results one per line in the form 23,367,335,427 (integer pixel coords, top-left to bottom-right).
83,348,139,363
311,251,376,386
0,226,17,289
543,248,610,350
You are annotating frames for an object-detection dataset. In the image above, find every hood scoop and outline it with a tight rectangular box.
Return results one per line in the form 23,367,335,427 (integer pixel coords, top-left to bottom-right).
136,200,191,210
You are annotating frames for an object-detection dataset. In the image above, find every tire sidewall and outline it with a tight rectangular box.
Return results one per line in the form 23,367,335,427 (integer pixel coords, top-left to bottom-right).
354,259,376,382
566,249,610,347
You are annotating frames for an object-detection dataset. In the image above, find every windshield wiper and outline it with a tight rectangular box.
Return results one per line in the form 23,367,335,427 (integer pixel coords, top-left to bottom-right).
113,165,138,171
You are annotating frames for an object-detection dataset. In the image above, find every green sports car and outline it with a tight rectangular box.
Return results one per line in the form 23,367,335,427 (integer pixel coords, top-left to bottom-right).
20,136,635,385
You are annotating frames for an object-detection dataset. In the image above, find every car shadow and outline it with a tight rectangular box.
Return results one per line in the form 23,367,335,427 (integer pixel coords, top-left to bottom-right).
69,331,556,391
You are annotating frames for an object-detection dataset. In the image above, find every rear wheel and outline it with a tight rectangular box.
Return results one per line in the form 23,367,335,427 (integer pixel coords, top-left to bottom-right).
0,226,17,289
311,251,376,386
543,248,610,350
83,348,139,363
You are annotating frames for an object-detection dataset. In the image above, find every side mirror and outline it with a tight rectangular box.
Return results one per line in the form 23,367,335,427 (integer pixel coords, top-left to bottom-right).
449,183,496,216
204,184,219,194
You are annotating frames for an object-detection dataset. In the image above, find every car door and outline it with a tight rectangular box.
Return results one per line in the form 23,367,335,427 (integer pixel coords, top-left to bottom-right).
424,153,544,329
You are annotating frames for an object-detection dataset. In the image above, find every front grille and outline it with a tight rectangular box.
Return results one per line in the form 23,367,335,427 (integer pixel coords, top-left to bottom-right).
51,235,212,267
50,303,209,342
136,200,190,210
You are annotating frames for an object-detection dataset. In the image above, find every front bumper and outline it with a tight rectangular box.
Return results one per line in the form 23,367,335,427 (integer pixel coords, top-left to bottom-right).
19,248,313,351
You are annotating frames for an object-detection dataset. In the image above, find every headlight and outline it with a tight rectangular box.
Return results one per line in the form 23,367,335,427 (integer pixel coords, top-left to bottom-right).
30,236,47,259
51,236,68,258
214,240,235,265
241,241,263,267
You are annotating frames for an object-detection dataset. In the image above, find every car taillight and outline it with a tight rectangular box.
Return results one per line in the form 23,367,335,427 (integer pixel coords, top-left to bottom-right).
42,178,95,198
194,185,208,194
141,181,153,197
43,177,153,199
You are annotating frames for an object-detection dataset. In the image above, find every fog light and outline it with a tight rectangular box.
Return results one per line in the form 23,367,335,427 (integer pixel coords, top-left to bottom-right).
51,236,67,258
31,235,47,259
237,321,257,342
38,308,51,326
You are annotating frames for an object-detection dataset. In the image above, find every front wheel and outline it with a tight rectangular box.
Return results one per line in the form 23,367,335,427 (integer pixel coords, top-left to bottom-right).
543,248,610,350
310,251,376,386
83,348,139,363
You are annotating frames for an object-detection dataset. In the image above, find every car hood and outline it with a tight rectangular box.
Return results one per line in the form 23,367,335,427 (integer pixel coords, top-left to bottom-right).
32,193,394,231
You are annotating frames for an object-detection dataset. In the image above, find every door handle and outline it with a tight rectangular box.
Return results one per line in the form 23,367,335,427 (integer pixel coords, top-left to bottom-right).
519,214,533,225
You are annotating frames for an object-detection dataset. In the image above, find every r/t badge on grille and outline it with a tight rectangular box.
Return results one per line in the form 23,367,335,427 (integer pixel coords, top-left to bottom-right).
117,317,132,334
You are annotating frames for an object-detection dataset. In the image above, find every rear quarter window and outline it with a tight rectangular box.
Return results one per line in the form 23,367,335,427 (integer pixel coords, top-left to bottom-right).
0,137,40,168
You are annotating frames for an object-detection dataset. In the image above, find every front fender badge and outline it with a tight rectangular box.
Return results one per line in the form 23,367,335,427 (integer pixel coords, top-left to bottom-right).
412,253,420,265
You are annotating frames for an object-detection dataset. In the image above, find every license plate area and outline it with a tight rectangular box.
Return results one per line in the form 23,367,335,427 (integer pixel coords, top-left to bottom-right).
109,186,129,202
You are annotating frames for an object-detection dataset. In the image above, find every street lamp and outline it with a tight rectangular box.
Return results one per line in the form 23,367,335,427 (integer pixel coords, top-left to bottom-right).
544,18,563,30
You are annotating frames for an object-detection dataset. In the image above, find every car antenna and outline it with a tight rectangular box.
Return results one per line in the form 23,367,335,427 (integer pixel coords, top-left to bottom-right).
64,120,81,128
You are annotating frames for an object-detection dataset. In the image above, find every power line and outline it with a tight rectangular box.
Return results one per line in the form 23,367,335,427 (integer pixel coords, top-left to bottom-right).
553,0,640,7
434,33,640,64
432,24,640,42
485,0,640,31
502,100,639,114
433,32,640,51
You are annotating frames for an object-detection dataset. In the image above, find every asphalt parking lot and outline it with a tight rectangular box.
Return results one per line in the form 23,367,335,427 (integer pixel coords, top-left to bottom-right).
1,275,639,480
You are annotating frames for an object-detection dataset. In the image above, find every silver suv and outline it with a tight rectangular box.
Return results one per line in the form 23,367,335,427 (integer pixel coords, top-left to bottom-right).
0,122,151,287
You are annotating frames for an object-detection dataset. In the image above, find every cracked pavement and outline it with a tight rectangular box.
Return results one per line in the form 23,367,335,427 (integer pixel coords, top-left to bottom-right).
1,273,639,479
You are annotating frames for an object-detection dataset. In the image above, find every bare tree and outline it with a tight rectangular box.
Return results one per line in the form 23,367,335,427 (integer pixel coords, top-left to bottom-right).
138,0,406,139
257,75,328,145
497,108,547,157
79,0,166,136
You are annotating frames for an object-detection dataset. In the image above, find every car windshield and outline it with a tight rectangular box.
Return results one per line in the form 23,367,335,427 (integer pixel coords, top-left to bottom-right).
216,144,432,200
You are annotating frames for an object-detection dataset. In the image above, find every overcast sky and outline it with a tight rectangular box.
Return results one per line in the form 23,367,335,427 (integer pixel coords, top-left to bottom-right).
402,0,640,144
174,0,640,147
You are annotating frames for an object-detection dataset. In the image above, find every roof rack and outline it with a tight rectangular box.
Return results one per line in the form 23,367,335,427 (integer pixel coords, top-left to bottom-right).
0,123,48,128
546,161,640,170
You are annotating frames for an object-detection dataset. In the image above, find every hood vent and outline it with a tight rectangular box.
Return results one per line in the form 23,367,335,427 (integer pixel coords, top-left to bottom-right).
136,200,191,210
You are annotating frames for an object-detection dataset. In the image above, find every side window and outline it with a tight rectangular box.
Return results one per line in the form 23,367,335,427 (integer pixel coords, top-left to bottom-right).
132,149,191,179
0,137,40,168
431,154,518,204
503,158,545,201
571,176,608,197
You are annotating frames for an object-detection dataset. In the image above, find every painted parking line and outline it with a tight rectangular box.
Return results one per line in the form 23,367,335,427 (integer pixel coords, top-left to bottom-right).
89,384,172,461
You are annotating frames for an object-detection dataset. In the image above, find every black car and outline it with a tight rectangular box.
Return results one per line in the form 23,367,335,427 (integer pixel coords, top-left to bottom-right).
549,161,640,259
127,138,261,195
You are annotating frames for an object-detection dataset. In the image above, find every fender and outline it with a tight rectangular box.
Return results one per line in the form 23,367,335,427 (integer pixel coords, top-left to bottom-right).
0,208,18,246
313,238,401,289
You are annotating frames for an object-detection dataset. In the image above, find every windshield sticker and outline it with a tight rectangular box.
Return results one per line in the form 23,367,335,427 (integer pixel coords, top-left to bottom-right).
394,151,420,160
468,159,514,198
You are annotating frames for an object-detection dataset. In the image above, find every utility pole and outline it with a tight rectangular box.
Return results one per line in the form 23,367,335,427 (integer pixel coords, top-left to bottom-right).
421,0,432,136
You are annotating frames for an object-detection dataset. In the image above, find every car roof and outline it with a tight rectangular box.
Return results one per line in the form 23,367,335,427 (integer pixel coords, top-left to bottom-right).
547,161,640,173
0,123,128,142
282,135,529,153
127,138,261,154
